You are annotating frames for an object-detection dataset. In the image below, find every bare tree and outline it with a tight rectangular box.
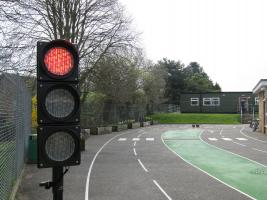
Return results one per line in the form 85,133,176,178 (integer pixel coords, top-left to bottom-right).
92,55,139,103
0,48,13,72
0,0,138,79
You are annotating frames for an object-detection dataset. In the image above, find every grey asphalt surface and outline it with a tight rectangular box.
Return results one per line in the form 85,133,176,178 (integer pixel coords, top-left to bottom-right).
16,130,134,200
201,125,267,166
88,125,250,200
16,124,267,200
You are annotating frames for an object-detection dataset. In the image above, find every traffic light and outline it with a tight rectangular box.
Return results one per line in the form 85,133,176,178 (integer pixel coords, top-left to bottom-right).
37,40,80,168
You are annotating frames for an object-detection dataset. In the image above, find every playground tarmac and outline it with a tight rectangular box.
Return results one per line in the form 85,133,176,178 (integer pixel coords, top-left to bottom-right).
16,124,267,200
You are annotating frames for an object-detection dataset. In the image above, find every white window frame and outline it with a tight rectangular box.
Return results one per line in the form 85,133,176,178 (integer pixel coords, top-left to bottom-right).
203,97,220,106
190,98,199,106
203,98,212,106
212,97,220,106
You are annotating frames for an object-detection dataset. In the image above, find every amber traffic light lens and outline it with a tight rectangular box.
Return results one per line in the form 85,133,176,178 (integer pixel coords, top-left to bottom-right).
44,47,74,76
45,88,75,119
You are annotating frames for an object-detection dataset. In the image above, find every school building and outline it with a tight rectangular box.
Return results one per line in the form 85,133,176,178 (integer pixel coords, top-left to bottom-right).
252,79,267,133
180,92,258,117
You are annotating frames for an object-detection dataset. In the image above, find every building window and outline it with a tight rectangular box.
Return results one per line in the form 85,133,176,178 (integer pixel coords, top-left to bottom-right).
255,97,259,105
203,98,211,106
190,98,199,106
203,97,220,106
212,98,220,106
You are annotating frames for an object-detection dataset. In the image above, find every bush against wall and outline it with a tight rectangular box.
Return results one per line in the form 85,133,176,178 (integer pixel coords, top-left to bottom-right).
31,96,37,128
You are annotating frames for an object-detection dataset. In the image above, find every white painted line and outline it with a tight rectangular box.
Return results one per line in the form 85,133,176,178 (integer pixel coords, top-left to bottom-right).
209,130,214,133
146,138,155,141
133,148,137,156
232,141,246,147
118,138,127,141
137,132,146,138
236,138,248,141
133,138,140,141
162,132,257,200
219,129,223,135
85,131,131,200
222,138,232,141
240,127,267,143
233,126,236,129
153,180,172,200
208,138,218,141
138,159,148,172
252,148,267,154
200,132,266,168
133,141,136,146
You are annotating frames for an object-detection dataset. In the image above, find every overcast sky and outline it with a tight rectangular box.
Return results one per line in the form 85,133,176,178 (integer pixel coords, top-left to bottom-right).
120,0,267,92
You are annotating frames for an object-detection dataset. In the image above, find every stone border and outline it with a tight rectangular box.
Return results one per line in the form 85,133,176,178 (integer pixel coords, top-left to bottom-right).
112,124,128,132
81,129,91,139
90,126,112,135
140,121,152,127
127,122,140,129
151,120,159,125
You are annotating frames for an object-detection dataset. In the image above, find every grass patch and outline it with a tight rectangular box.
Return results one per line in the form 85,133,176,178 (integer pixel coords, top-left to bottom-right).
150,113,241,124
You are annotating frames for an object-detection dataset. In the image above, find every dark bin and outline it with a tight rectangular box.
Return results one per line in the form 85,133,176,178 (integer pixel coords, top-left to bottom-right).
28,134,37,164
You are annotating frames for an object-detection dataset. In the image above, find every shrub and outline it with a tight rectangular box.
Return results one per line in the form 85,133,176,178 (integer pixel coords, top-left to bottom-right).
32,96,37,128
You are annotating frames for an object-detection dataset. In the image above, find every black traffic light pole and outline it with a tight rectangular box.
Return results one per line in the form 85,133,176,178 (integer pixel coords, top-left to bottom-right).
39,166,64,200
37,40,80,200
52,167,64,200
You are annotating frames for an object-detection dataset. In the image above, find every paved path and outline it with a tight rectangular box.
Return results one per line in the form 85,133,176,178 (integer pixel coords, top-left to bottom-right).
16,124,267,200
87,125,253,200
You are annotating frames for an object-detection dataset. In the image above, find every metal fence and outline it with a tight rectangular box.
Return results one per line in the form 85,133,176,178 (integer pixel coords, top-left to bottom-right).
0,73,31,200
81,103,145,128
152,104,180,113
81,102,179,128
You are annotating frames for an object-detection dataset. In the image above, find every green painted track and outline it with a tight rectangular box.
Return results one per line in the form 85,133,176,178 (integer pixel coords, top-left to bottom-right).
162,130,267,200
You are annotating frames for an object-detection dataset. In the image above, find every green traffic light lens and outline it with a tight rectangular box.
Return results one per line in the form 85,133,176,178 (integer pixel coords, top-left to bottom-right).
45,131,75,162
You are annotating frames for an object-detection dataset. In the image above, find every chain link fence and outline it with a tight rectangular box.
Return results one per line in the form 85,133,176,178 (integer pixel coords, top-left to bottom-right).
81,102,145,128
81,100,179,128
0,73,31,200
152,104,180,113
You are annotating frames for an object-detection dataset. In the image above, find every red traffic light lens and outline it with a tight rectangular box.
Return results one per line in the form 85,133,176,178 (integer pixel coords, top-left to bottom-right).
44,47,74,76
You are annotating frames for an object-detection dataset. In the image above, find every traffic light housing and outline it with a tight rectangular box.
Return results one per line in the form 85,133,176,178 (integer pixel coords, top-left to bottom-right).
37,40,80,168
37,40,79,81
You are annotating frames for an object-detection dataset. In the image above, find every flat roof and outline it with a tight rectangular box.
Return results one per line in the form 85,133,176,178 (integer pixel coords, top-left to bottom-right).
181,91,252,94
252,79,267,94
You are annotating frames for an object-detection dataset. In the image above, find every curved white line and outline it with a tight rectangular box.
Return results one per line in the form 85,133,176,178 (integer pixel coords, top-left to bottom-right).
133,148,137,156
153,180,172,200
219,128,223,136
138,159,148,172
161,131,257,200
252,148,267,154
85,131,133,200
85,125,160,200
200,130,266,167
240,127,267,143
232,141,246,147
